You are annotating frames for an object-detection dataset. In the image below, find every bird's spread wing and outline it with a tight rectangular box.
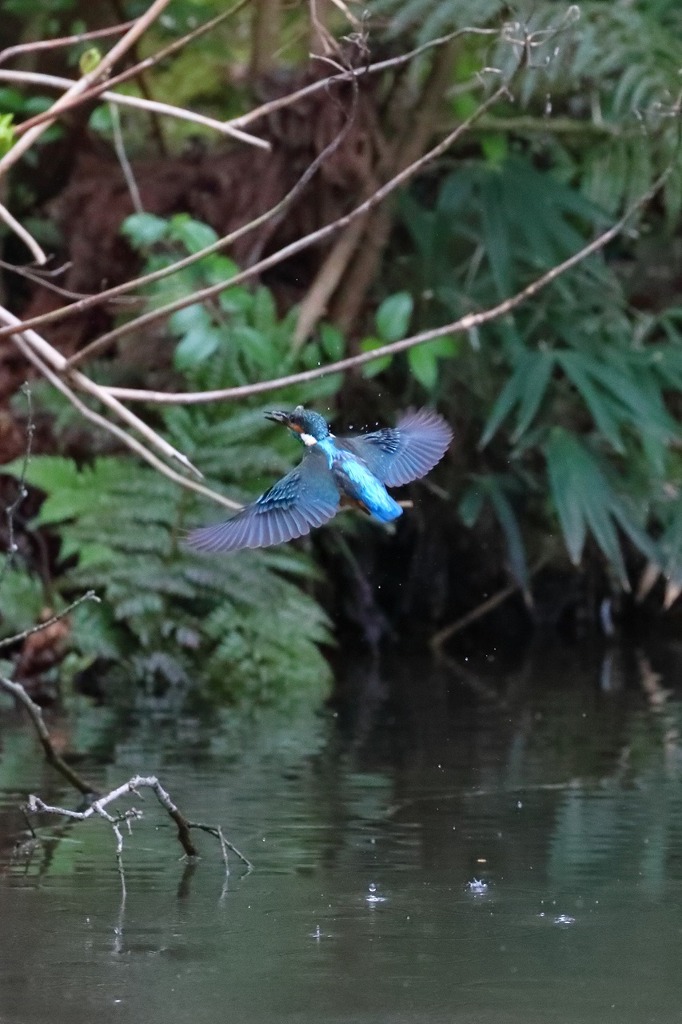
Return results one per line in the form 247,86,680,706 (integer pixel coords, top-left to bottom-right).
186,448,340,553
337,408,452,488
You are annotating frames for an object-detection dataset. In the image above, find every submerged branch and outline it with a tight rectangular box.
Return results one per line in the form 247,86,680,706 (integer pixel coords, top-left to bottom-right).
24,775,252,868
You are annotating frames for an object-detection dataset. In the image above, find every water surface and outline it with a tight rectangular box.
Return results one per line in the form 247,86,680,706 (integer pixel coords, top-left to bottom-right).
1,644,682,1023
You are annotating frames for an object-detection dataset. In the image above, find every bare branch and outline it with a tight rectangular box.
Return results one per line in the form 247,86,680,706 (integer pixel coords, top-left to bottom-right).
0,201,47,264
65,79,510,366
0,21,136,67
110,103,144,214
0,257,141,304
0,70,270,149
430,557,549,650
0,304,203,479
6,330,241,510
23,774,252,867
231,26,501,130
0,590,99,653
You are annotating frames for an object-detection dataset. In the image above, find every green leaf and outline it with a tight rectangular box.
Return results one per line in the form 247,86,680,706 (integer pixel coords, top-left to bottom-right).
544,429,636,586
121,212,168,248
79,47,101,75
319,323,344,361
168,214,218,252
658,500,682,586
376,292,413,342
480,349,554,448
169,302,210,337
408,337,457,390
0,113,14,157
360,337,392,377
174,325,222,371
486,479,529,592
459,482,485,528
557,352,626,453
512,351,555,442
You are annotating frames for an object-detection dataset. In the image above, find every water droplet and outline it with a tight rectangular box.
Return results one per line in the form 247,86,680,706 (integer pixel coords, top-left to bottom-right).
554,914,575,927
366,882,386,904
467,878,489,896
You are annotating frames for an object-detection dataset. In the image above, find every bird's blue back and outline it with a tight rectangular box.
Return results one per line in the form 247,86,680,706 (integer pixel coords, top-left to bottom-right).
317,437,402,523
186,406,451,553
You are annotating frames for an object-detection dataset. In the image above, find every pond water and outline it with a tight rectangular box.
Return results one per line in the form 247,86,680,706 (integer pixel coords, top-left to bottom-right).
1,642,682,1024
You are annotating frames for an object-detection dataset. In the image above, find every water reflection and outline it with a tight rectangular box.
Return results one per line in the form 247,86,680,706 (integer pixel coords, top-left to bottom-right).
1,642,682,1023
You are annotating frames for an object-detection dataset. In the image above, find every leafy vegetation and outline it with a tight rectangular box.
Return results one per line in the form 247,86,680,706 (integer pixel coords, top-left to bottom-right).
372,152,682,595
2,214,343,705
354,0,682,602
4,0,682,676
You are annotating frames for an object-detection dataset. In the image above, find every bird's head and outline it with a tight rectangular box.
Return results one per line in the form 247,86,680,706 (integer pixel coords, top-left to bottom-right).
265,405,331,446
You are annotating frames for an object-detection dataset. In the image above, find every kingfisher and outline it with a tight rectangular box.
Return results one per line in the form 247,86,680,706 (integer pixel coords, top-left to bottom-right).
186,405,452,553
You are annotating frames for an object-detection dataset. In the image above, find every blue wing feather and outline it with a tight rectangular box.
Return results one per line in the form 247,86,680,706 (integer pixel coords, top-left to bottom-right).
186,447,340,553
337,408,452,487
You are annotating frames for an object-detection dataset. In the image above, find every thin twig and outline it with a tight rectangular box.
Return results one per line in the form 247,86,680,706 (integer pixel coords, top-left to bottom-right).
230,26,501,130
430,557,549,650
110,103,144,214
98,171,664,405
0,257,140,304
0,201,47,264
0,0,174,179
0,639,100,796
8,1,250,138
0,304,203,479
7,331,241,510
0,21,136,66
0,590,99,653
189,821,253,870
0,69,270,149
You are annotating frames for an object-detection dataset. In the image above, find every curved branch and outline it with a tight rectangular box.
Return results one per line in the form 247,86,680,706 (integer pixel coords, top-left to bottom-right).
0,305,202,479
0,201,47,264
0,70,269,149
8,332,241,509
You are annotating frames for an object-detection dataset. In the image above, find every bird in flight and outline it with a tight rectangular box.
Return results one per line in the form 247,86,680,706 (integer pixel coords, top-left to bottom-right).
186,405,452,553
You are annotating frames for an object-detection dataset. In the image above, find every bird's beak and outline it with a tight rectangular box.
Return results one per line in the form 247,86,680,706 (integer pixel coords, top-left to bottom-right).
264,410,290,426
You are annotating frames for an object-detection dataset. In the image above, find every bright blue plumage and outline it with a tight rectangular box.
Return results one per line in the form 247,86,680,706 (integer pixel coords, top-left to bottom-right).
186,405,452,554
